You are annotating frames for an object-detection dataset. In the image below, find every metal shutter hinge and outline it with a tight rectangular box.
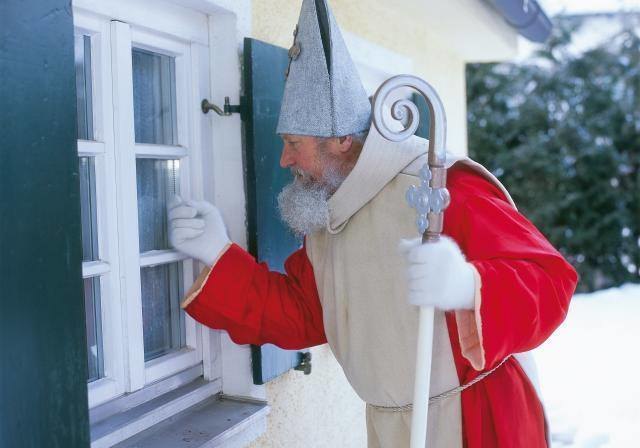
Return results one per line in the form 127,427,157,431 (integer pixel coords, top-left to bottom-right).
294,351,312,375
201,96,246,121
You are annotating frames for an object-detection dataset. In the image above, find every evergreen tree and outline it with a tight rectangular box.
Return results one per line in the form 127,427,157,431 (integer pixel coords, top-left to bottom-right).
466,16,639,293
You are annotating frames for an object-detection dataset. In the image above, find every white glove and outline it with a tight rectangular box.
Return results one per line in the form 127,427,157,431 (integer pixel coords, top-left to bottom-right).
168,196,230,267
399,235,476,311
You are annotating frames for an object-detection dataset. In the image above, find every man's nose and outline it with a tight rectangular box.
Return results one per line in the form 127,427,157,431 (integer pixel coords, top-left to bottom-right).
279,146,294,168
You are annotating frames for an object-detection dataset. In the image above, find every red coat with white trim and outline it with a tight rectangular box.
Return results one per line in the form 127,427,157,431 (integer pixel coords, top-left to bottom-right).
182,164,579,447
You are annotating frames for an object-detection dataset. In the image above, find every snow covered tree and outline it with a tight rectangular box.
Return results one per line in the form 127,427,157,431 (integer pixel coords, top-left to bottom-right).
466,16,639,293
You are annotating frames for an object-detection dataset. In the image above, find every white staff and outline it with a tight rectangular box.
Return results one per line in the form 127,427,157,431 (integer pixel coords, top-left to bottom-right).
372,75,450,448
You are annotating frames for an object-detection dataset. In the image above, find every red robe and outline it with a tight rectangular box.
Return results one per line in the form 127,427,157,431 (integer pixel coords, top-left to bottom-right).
183,164,579,447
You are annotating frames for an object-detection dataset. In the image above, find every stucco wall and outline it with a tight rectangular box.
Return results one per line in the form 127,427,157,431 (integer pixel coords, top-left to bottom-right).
246,345,367,448
247,1,518,446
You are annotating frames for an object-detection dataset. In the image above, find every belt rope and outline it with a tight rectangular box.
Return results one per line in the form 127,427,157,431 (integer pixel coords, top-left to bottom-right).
369,356,511,412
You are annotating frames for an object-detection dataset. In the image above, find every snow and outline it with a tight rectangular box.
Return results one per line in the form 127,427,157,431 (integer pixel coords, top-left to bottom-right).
533,283,640,447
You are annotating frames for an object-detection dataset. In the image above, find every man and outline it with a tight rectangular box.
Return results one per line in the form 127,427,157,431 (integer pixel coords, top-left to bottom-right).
168,0,579,446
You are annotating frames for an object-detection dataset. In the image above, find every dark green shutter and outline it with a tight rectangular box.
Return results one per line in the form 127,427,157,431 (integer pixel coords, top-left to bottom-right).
1,1,90,446
243,38,309,384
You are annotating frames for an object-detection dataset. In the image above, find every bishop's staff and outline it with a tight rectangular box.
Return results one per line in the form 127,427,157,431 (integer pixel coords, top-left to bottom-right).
372,75,450,448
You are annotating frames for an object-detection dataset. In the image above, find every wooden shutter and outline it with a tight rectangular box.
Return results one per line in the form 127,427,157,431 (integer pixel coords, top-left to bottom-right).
243,37,310,384
1,0,90,445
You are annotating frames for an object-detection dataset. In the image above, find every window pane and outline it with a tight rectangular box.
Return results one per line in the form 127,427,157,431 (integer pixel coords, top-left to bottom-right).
84,277,104,382
132,48,177,145
136,159,180,252
141,262,185,361
74,34,94,140
79,157,99,262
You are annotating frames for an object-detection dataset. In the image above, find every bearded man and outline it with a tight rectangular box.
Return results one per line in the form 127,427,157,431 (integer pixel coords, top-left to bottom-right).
168,1,578,446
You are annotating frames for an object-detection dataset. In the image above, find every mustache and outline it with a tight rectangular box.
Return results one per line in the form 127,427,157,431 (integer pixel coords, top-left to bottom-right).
289,165,345,193
290,167,314,183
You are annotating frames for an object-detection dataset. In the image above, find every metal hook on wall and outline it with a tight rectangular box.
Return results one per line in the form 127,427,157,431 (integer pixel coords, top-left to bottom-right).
201,96,246,120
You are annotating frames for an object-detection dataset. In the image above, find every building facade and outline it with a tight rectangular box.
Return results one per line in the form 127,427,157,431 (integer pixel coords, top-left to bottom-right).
1,0,547,446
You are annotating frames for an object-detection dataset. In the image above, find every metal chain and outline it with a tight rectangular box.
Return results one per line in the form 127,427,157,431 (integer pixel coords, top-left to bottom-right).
369,356,511,413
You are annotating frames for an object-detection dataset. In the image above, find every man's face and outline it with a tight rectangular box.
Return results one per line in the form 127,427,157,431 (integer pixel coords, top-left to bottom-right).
279,133,353,186
277,134,352,236
279,134,326,183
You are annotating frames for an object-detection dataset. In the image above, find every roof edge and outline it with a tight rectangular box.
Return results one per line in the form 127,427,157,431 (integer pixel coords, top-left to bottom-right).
485,0,553,43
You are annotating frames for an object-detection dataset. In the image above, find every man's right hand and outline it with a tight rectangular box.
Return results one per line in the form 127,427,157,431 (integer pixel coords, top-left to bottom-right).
168,196,230,267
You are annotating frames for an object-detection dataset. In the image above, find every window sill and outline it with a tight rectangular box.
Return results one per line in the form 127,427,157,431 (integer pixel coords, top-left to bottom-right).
91,379,269,448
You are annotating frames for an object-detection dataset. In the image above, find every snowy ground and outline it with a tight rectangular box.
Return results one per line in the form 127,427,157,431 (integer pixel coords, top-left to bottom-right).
533,283,640,448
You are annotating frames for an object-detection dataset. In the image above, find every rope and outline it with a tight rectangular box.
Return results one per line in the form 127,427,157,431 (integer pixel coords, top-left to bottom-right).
369,356,511,413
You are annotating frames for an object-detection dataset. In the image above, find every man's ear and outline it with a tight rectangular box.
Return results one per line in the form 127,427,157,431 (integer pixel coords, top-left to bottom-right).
337,135,353,154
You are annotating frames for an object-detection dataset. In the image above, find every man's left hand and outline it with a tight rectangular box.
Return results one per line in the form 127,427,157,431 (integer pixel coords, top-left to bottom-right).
399,235,476,311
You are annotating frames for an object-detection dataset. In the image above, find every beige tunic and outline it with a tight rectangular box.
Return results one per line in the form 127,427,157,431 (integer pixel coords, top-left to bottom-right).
305,127,521,447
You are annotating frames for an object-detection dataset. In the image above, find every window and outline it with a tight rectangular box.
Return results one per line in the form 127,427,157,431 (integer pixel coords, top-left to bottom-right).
74,9,212,409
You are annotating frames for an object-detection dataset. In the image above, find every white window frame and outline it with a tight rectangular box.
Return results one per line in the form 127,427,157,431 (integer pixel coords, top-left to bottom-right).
74,3,270,445
111,19,201,391
73,4,215,408
75,11,127,407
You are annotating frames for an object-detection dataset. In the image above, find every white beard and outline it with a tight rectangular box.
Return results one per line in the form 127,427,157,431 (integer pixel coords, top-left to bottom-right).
277,166,345,237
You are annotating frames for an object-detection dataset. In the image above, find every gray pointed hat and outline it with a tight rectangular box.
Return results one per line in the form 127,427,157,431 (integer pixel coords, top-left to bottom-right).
276,0,371,137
